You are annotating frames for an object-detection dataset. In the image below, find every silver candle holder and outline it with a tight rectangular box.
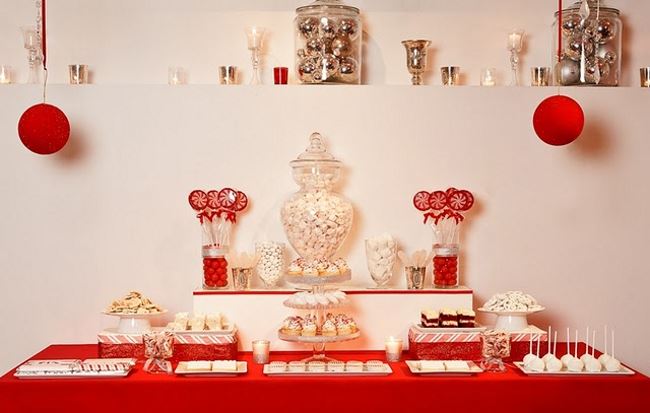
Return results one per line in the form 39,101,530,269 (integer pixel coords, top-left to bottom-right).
531,67,551,87
219,66,238,85
441,66,460,86
641,68,650,88
402,40,431,86
68,64,89,85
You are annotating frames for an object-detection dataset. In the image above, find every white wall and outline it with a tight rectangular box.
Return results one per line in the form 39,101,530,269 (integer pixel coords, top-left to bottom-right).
0,0,649,375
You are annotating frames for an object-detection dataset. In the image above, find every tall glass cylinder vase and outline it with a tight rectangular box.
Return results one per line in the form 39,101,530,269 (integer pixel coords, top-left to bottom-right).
432,218,460,289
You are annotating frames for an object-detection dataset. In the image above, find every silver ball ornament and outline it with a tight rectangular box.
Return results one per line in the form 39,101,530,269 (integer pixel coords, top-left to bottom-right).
319,17,338,40
338,19,359,40
596,44,617,64
297,56,322,83
595,18,616,44
298,17,319,39
319,53,340,80
338,56,358,83
555,58,581,86
562,13,583,36
305,38,325,56
331,36,351,57
565,35,594,61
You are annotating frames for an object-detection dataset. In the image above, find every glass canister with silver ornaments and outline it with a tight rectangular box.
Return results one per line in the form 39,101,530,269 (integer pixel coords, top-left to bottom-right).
553,0,622,86
294,0,362,84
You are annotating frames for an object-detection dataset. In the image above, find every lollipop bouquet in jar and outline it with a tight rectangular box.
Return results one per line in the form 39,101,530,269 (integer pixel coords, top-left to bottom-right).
281,132,353,278
413,188,475,288
188,188,249,289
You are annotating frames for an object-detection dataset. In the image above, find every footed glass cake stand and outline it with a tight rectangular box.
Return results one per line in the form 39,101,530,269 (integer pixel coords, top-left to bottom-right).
280,274,360,362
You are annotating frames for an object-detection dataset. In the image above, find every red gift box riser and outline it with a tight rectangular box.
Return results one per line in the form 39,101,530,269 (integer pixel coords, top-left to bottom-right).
98,342,238,362
409,340,544,362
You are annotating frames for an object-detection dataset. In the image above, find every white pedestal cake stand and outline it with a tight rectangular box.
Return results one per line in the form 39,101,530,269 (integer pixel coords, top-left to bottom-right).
280,273,359,362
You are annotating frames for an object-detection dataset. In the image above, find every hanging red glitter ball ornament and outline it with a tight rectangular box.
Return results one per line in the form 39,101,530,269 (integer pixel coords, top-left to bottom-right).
18,103,70,155
533,95,584,147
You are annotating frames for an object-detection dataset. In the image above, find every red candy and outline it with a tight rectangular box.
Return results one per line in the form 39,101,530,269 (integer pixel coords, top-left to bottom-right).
202,257,228,289
433,255,458,288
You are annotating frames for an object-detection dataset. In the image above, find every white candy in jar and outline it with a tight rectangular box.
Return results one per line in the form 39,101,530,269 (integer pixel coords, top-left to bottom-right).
255,241,284,287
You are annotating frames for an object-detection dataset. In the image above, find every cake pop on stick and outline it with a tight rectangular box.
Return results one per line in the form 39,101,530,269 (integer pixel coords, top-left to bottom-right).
546,330,563,372
528,333,545,372
523,329,537,366
580,326,594,363
585,329,602,372
567,329,584,372
598,325,611,366
605,330,621,372
560,327,574,368
542,326,554,363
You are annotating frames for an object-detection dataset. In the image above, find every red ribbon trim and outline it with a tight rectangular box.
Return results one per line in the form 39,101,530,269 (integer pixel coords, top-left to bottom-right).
42,0,47,69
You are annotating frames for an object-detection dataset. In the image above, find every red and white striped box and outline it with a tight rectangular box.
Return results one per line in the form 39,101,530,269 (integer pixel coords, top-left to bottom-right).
408,325,547,361
97,329,239,361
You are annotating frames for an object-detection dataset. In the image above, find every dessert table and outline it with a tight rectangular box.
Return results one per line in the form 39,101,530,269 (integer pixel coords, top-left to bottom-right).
0,344,648,413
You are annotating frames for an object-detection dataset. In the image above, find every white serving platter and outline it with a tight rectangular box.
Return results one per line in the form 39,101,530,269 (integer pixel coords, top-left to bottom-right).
175,361,247,377
278,330,361,343
405,360,483,376
14,359,134,379
263,363,392,377
412,323,486,333
514,362,635,377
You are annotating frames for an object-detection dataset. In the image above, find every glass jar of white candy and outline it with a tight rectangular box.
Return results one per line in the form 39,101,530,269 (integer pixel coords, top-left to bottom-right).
294,0,362,84
255,241,285,289
553,0,622,86
281,132,353,274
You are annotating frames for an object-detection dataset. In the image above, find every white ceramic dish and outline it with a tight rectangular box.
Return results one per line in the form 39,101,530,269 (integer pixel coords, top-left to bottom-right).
263,363,392,376
102,310,168,334
412,323,486,333
175,361,247,377
405,360,483,376
514,362,635,377
476,307,545,332
285,272,352,286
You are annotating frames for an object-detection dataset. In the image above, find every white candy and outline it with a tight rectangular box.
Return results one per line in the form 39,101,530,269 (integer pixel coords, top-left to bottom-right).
256,241,285,286
545,357,563,372
483,291,543,312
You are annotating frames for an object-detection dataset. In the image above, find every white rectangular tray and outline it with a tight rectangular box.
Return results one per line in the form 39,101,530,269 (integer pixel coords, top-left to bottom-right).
405,360,483,376
412,323,486,333
14,359,134,379
263,364,392,377
175,361,247,377
514,362,635,377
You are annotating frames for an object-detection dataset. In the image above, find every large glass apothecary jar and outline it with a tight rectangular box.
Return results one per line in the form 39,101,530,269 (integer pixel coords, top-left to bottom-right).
281,133,353,276
294,0,362,84
553,0,622,86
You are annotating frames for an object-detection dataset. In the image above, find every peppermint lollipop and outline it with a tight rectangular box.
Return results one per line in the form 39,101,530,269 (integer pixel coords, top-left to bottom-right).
428,191,448,210
233,191,249,212
218,188,238,209
413,191,431,212
188,190,208,211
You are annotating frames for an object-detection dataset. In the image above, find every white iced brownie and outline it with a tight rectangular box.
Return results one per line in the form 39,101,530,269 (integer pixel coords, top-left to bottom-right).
212,360,237,372
419,360,445,372
206,313,223,331
189,313,206,331
444,361,470,371
185,361,212,371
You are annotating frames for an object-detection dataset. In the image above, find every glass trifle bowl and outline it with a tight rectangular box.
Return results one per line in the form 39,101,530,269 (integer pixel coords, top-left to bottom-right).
281,132,353,279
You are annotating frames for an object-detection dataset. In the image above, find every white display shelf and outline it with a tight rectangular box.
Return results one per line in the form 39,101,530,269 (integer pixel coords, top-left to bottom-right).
193,287,473,351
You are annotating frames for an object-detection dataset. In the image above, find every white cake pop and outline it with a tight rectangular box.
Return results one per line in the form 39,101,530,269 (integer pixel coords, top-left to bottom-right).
527,334,544,372
584,329,602,372
580,326,595,363
545,331,563,372
597,325,612,366
560,327,575,368
542,326,554,363
523,330,536,366
567,329,584,372
605,329,621,372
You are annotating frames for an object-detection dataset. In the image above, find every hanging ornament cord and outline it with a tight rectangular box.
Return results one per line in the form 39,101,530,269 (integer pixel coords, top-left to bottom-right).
36,0,48,102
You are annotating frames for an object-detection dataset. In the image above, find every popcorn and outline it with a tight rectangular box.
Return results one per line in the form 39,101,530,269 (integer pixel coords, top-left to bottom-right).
482,291,543,312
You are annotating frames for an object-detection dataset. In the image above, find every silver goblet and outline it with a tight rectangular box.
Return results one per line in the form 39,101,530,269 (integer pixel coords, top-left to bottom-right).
402,39,431,86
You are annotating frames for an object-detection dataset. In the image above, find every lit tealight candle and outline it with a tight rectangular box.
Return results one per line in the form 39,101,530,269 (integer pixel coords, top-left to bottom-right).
0,65,12,84
481,68,497,86
252,339,270,364
385,337,403,362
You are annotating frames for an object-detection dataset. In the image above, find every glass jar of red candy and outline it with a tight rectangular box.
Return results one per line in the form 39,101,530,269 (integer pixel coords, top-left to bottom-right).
433,244,459,288
202,256,229,289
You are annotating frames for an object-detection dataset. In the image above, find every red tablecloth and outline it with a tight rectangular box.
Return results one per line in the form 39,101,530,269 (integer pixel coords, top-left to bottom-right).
0,345,648,413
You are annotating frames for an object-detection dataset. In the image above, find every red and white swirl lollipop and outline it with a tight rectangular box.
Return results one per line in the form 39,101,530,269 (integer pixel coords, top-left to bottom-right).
448,190,470,211
428,191,448,210
218,188,237,210
233,191,249,212
207,190,221,209
413,191,432,212
188,190,208,211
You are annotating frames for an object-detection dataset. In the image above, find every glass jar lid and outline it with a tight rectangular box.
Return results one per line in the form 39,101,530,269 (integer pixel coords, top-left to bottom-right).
296,0,360,15
556,1,619,16
290,132,342,169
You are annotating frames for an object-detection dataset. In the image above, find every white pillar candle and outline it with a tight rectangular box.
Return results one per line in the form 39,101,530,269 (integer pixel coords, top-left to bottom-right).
252,340,270,364
0,66,12,84
385,337,403,362
481,68,496,86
